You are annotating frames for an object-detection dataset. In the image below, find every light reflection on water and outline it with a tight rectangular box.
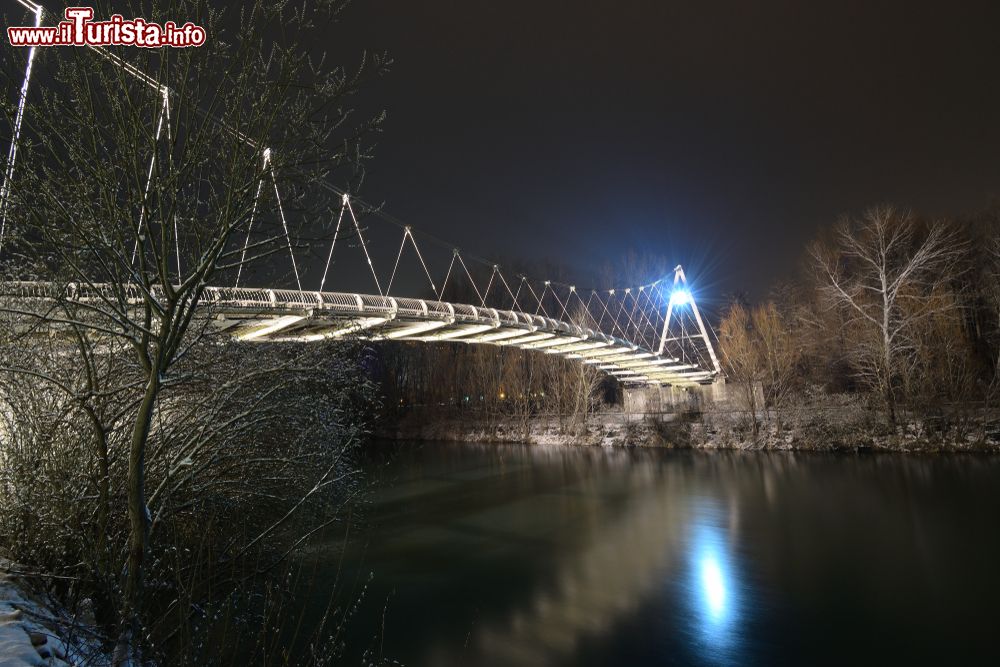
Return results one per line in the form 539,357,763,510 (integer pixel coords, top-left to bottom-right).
297,442,1000,667
687,506,742,665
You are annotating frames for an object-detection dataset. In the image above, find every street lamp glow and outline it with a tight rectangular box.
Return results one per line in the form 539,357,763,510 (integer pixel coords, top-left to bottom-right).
670,288,692,307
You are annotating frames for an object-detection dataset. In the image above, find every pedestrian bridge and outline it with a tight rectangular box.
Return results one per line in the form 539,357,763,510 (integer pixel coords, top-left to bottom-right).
5,281,719,386
0,4,723,388
213,287,716,386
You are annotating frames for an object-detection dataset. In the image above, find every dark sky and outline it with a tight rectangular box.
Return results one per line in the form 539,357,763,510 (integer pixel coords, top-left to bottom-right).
331,0,1000,299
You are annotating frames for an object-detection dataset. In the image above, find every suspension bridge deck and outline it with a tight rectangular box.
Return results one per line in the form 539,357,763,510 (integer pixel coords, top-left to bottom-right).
5,282,717,386
207,287,716,386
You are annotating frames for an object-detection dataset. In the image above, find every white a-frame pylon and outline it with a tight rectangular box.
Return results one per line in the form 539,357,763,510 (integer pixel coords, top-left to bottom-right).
657,265,722,377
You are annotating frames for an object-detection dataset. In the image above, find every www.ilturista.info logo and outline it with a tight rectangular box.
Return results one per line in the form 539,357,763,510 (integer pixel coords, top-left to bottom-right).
8,7,206,48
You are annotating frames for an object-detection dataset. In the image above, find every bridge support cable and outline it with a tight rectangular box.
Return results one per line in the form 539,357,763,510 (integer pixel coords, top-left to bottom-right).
344,195,383,296
318,195,347,292
567,286,594,325
591,291,609,330
570,287,605,332
533,281,554,318
519,278,547,318
581,290,601,328
479,266,498,308
627,286,661,350
631,287,662,348
266,151,303,292
653,284,672,338
406,230,439,296
621,287,639,342
613,293,635,341
607,292,627,337
0,0,41,253
494,268,522,312
593,290,632,342
385,230,409,295
513,276,530,313
385,226,438,296
612,290,639,342
626,287,652,348
645,291,667,347
632,288,659,348
130,87,172,265
4,2,182,261
549,284,571,322
455,251,484,305
638,283,667,337
604,291,632,342
235,153,270,288
436,251,457,300
162,95,182,280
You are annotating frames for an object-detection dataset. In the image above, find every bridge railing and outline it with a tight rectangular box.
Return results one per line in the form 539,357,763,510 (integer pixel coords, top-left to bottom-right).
2,279,637,352
198,286,574,331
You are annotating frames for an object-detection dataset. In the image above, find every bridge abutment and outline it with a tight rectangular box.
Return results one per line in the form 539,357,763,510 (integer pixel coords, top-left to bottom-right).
622,380,726,416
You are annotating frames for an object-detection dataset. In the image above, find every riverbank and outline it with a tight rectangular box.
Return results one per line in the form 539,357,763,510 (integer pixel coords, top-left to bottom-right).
0,560,106,666
378,403,1000,453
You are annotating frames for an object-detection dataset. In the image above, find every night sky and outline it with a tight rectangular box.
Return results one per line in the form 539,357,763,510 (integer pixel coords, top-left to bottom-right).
332,0,1000,299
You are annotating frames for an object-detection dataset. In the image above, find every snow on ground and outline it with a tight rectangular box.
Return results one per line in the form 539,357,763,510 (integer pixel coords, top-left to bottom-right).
0,583,65,665
0,560,105,666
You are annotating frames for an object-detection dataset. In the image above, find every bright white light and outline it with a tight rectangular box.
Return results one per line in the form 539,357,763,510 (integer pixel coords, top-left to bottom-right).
688,517,738,657
700,555,726,619
670,288,692,306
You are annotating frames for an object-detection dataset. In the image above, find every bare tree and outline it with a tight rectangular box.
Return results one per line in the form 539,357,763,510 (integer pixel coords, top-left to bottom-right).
753,302,800,427
985,232,1000,404
810,207,965,427
0,0,387,659
564,307,603,429
719,302,763,438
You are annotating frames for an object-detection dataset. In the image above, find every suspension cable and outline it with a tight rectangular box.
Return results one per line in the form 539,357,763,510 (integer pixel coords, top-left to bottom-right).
318,196,346,292
344,195,383,296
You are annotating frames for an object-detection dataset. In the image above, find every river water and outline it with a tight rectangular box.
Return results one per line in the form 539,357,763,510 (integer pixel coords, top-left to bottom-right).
299,441,1000,666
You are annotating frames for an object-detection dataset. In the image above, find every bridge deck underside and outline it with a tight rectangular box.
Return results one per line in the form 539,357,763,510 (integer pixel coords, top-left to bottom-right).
208,288,714,386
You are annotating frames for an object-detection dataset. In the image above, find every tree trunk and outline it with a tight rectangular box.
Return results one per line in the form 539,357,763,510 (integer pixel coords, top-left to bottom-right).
883,334,897,431
885,382,897,430
115,366,161,665
882,278,897,431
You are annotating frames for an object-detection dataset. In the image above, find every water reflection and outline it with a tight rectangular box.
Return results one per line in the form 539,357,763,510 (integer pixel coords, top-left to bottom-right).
700,551,726,619
299,443,1000,667
415,445,697,666
688,509,741,664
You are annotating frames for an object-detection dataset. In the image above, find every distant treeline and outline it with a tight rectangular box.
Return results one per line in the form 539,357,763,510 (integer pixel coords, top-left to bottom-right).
718,205,1000,437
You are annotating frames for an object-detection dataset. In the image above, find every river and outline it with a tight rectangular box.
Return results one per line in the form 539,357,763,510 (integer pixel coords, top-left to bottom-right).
296,441,1000,666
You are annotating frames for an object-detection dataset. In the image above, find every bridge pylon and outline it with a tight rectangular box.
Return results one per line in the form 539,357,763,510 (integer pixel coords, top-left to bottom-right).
656,265,722,382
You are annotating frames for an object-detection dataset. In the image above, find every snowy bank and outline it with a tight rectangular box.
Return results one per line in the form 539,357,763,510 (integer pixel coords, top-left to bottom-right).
379,404,1000,453
0,560,107,666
